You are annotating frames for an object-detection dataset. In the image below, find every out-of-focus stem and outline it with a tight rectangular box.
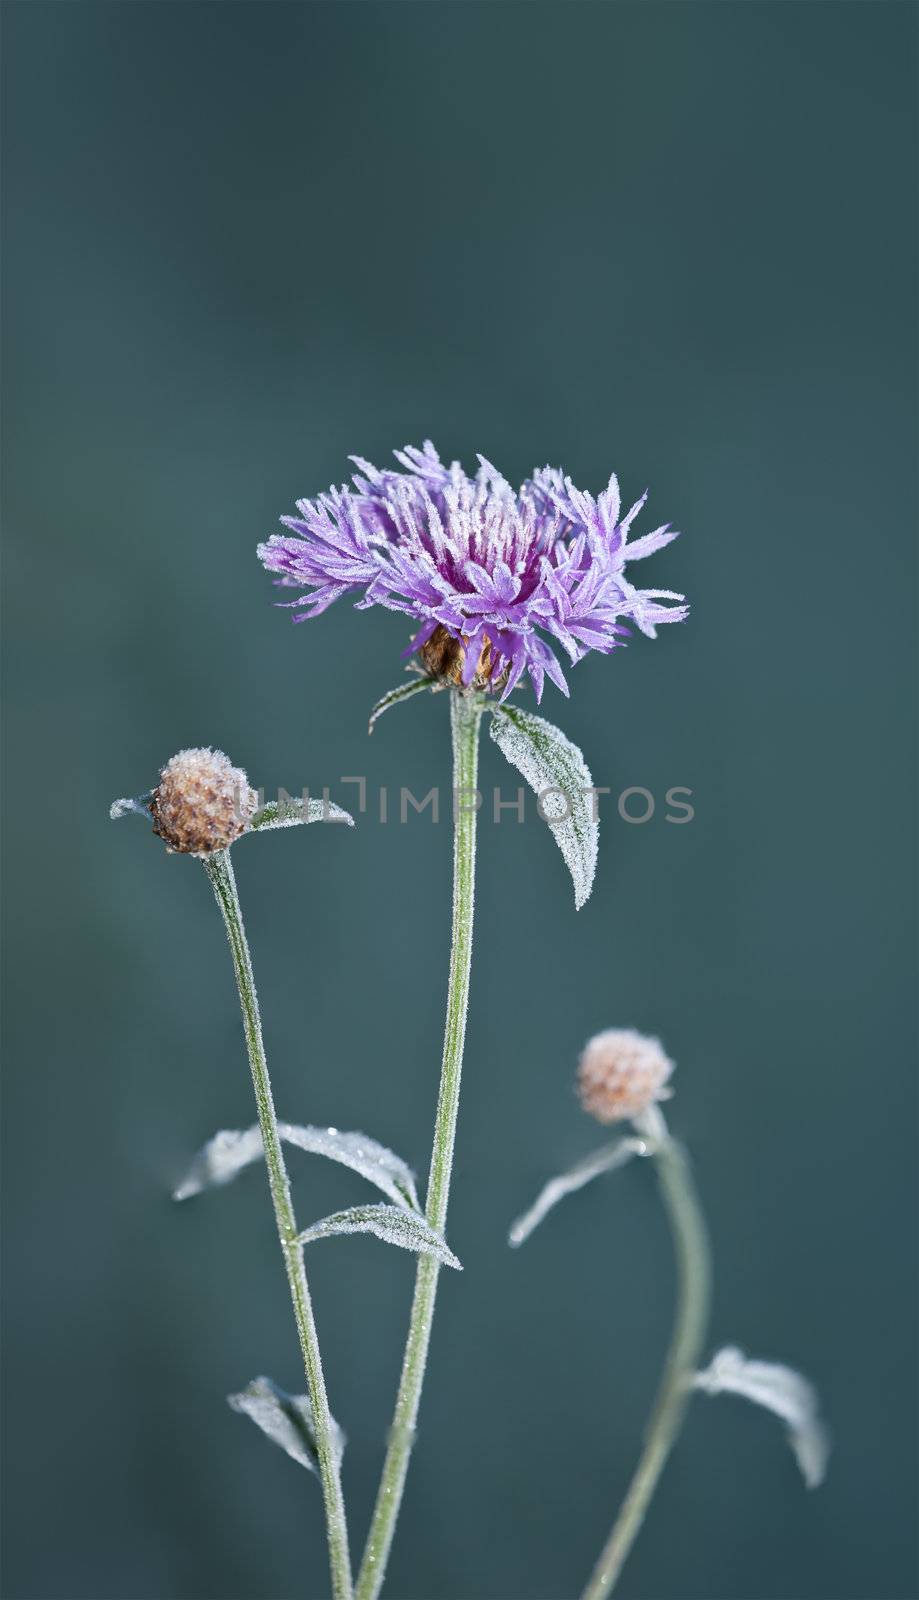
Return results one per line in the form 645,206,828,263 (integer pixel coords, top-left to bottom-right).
581,1104,711,1600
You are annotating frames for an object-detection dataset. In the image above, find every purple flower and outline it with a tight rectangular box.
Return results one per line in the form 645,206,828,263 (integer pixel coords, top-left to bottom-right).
257,442,687,702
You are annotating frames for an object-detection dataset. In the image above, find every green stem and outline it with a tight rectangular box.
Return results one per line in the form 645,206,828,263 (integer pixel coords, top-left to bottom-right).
355,689,483,1600
581,1104,711,1600
204,848,353,1600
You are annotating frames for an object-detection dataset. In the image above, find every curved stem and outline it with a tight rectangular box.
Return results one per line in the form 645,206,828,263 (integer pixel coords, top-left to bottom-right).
356,689,483,1600
581,1104,711,1600
204,849,353,1600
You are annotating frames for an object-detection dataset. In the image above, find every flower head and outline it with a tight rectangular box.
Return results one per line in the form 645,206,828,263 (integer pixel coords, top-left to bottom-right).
150,748,256,855
258,442,687,702
576,1028,674,1124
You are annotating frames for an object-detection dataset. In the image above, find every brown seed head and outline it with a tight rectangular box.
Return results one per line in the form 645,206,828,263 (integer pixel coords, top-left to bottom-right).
419,624,509,693
150,748,256,856
576,1028,675,1124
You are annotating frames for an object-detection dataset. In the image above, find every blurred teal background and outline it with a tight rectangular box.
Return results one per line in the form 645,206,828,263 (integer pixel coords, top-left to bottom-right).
2,3,917,1598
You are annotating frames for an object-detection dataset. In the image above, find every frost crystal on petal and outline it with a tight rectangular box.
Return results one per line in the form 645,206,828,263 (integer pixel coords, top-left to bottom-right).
693,1346,830,1488
258,441,687,701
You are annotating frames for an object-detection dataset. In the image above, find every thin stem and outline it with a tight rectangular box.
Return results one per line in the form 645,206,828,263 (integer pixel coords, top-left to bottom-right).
204,848,353,1600
581,1104,711,1600
356,689,483,1600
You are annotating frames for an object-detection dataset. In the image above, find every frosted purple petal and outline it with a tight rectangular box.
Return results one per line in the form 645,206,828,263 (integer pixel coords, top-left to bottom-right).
257,441,687,698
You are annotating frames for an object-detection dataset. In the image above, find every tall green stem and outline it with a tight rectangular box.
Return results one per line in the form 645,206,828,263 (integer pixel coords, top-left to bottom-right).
356,689,483,1600
581,1104,711,1600
204,849,353,1600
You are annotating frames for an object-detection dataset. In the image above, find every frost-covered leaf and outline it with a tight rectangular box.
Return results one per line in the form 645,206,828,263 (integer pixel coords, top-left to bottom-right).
692,1346,829,1488
173,1127,265,1200
248,797,353,831
368,676,438,733
298,1204,462,1269
228,1375,345,1475
489,704,598,908
174,1122,420,1211
508,1137,649,1247
109,792,153,820
280,1124,420,1210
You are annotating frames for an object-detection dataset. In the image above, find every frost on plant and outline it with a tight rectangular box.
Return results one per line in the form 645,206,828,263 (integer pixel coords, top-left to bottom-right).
508,1137,649,1247
577,1029,674,1125
693,1346,830,1488
513,1029,828,1600
110,416,697,1600
298,1203,462,1270
368,675,441,733
250,797,354,830
110,753,354,855
173,1126,266,1198
110,745,356,1600
258,441,687,702
489,703,599,907
150,748,257,854
175,1121,420,1211
228,1375,346,1476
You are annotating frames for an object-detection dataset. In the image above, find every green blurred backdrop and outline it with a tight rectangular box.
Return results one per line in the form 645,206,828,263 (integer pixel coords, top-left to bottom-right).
2,3,917,1598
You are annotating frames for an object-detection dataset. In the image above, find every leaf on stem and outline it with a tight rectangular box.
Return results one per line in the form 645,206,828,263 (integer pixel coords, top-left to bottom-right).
508,1137,649,1246
174,1122,420,1212
692,1346,830,1488
280,1124,420,1210
248,797,354,831
109,792,154,820
173,1126,265,1199
228,1375,345,1474
489,704,598,908
368,676,439,733
298,1203,462,1269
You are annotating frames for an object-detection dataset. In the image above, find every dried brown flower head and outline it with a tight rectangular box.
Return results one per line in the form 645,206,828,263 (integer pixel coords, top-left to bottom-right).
150,748,256,856
576,1028,674,1124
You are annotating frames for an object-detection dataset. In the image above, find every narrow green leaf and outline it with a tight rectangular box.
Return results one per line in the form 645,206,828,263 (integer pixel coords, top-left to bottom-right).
368,676,438,734
248,797,354,831
228,1375,345,1475
508,1137,649,1246
298,1203,462,1269
489,704,598,908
